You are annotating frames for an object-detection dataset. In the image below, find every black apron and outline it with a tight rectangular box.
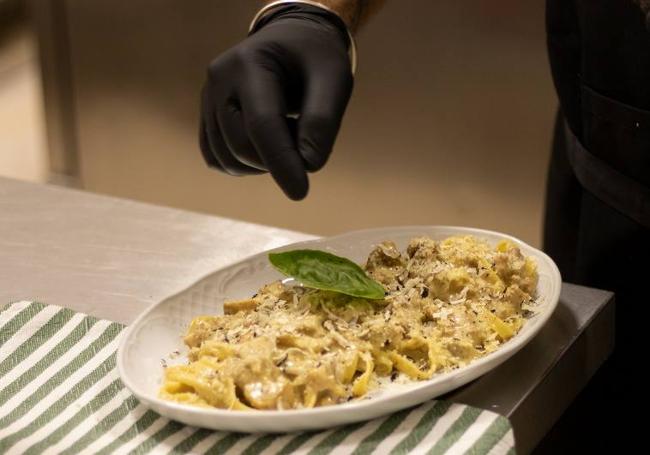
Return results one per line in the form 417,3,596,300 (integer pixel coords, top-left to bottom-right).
539,1,650,449
544,0,650,345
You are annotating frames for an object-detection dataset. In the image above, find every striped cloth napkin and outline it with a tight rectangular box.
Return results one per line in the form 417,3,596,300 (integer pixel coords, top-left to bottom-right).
0,301,516,455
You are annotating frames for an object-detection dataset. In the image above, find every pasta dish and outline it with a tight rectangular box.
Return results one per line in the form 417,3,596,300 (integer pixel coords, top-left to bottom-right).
160,235,538,410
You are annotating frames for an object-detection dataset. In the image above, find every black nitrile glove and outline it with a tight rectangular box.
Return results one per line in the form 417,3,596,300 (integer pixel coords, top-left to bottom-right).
200,5,354,200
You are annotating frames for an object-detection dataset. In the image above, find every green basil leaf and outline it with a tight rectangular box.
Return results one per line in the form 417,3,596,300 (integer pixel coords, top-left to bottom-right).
268,249,386,300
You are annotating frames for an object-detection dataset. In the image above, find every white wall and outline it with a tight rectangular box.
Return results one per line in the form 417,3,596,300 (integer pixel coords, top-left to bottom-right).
60,0,556,245
0,20,48,183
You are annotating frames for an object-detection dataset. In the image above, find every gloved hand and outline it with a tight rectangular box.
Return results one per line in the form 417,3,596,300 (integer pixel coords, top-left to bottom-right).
200,4,354,200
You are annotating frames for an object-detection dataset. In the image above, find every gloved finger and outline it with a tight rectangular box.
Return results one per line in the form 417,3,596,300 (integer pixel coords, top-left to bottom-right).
239,70,309,200
298,65,353,172
203,87,264,176
199,115,224,171
217,101,267,171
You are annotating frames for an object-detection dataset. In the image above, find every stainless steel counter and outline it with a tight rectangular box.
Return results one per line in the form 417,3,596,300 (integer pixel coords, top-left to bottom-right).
0,177,614,454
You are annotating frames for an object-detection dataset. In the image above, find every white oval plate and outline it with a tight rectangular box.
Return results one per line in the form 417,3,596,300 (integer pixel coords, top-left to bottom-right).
117,226,561,433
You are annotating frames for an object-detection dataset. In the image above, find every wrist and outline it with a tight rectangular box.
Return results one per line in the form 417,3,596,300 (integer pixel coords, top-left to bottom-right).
260,0,355,30
250,1,357,74
251,3,348,41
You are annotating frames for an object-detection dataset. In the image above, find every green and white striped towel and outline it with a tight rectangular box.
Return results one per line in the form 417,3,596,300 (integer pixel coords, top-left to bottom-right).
0,301,516,455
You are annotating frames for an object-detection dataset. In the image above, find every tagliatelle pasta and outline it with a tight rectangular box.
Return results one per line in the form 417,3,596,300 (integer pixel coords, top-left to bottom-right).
160,235,538,410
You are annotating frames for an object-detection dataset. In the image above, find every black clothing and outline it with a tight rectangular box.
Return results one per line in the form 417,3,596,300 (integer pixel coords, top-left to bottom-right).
545,0,650,344
541,1,650,451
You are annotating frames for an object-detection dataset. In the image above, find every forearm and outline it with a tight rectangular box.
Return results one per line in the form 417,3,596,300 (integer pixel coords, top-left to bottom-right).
263,0,386,32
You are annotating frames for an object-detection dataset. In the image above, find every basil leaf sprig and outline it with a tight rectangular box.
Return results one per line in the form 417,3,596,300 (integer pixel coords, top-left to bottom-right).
268,249,386,300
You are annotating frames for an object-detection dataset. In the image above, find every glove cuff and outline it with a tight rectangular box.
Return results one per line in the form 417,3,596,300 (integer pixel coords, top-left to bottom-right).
249,1,357,75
